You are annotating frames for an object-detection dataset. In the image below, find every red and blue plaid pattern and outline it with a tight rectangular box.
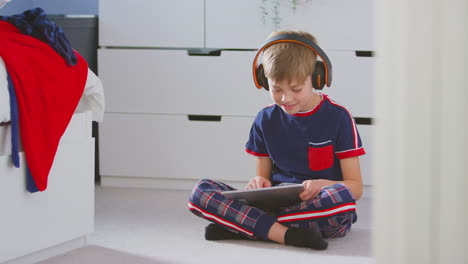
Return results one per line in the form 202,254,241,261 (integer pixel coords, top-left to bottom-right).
277,183,357,238
189,179,357,240
188,179,277,240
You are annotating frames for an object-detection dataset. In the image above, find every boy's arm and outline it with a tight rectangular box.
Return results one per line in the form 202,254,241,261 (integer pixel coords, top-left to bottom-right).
300,156,363,200
256,156,272,180
246,157,273,189
338,156,363,200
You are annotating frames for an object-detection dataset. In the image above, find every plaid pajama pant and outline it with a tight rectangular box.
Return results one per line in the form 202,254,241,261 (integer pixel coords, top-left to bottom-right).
188,179,357,240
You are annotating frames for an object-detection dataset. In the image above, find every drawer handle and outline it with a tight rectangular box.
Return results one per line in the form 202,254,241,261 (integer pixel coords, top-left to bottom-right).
187,49,222,56
354,117,373,125
355,51,374,57
188,115,222,122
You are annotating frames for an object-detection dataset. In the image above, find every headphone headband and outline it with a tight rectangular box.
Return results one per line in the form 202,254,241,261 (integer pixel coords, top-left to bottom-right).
252,33,333,89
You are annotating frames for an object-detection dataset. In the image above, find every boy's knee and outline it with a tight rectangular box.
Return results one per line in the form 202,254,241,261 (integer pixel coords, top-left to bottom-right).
188,178,219,204
320,183,355,203
191,179,216,193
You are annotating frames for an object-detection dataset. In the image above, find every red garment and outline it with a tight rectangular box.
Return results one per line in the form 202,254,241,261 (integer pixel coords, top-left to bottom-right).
0,21,88,191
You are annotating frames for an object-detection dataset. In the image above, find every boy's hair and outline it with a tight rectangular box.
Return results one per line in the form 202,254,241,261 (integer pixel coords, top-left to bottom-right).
262,30,318,85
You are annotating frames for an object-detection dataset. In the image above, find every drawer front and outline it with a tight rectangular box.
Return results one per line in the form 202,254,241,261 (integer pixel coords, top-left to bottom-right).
206,0,374,51
99,0,204,48
322,50,375,118
99,49,373,118
100,114,374,186
99,113,256,182
98,49,272,116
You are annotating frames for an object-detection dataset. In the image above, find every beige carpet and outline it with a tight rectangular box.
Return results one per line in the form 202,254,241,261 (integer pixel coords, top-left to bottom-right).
39,246,169,264
40,186,375,264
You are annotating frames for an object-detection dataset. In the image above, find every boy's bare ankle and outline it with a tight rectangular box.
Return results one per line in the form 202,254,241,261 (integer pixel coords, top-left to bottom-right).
267,222,288,244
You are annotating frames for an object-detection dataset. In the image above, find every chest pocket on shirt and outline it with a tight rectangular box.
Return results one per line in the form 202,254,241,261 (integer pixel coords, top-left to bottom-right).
308,140,334,171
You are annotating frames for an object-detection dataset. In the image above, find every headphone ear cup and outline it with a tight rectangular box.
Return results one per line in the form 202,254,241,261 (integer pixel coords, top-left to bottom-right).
312,61,326,90
256,64,269,91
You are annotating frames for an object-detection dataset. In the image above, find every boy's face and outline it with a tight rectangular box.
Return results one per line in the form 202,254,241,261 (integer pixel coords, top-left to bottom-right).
268,76,320,115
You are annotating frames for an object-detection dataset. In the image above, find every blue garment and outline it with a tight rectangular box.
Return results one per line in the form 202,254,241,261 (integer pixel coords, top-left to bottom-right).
189,179,357,239
245,94,365,184
26,166,39,193
0,7,77,66
6,71,39,192
6,71,19,168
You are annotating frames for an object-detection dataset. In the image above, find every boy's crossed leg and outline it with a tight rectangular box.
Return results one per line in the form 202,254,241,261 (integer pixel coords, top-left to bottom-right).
188,180,356,249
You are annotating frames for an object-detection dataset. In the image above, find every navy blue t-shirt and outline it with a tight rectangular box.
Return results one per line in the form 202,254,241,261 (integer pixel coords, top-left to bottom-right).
245,94,365,185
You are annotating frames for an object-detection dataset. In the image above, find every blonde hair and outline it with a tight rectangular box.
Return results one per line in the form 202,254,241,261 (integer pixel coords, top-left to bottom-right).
262,30,318,84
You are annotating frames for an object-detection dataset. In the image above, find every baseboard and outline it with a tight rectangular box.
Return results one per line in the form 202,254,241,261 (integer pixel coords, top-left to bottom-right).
4,236,86,264
100,176,373,199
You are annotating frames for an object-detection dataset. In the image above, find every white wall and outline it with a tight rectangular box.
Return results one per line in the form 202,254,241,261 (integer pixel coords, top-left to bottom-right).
373,0,468,262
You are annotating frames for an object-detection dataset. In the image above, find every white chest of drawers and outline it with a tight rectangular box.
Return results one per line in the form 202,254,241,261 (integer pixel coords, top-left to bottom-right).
98,0,375,188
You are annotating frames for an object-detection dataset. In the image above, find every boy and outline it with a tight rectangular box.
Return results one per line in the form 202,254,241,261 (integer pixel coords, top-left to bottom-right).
188,30,365,250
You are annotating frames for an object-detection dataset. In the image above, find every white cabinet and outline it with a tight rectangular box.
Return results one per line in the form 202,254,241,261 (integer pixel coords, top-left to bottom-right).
0,112,94,263
98,0,375,187
206,0,375,50
99,0,204,48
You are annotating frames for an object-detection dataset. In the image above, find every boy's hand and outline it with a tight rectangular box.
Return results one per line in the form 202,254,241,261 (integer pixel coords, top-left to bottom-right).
246,176,272,189
300,180,325,201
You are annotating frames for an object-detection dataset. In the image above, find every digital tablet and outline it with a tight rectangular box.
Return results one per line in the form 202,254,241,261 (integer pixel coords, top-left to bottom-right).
221,184,304,209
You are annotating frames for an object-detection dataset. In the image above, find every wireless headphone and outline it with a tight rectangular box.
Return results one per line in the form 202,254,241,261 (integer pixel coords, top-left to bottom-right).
252,33,333,91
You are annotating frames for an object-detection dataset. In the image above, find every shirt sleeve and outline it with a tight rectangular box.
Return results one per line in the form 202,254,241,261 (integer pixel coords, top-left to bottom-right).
245,114,269,157
335,111,366,159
